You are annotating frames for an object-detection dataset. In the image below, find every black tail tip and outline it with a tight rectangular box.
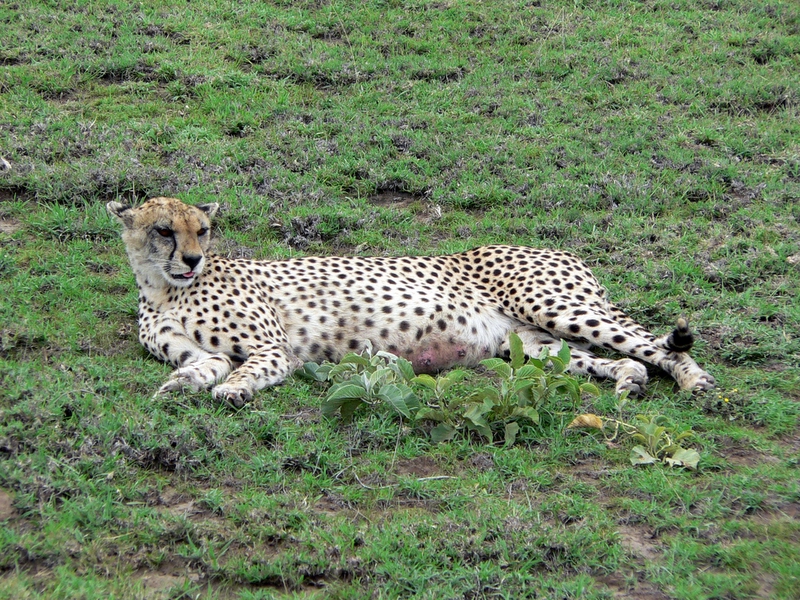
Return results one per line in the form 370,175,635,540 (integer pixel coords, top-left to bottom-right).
668,316,694,352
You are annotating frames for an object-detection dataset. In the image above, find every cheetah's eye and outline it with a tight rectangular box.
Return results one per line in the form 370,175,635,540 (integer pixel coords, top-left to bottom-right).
197,227,208,236
155,227,173,237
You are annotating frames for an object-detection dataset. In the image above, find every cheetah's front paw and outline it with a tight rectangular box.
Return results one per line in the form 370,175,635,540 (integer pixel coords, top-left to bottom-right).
156,369,208,397
212,382,253,408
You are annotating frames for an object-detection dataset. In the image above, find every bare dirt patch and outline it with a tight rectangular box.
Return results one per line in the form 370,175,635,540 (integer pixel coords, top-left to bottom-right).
369,190,422,210
369,190,442,224
595,525,670,599
597,573,670,600
0,488,17,521
618,524,662,562
716,437,780,468
394,456,441,478
0,218,21,234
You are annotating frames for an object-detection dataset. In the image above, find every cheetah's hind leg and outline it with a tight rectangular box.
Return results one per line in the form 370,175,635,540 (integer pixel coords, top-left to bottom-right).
504,327,649,397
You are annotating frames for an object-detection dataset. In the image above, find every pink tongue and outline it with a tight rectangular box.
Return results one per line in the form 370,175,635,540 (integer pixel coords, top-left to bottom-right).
182,272,195,278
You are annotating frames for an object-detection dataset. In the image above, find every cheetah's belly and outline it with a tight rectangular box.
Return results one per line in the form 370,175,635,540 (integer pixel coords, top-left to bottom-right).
272,284,515,371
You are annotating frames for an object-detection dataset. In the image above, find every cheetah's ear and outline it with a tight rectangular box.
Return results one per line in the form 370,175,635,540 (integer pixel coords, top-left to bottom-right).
196,203,219,219
107,201,134,227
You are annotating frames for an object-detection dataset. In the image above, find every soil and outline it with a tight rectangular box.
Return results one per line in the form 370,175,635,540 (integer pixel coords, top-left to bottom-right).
0,488,17,521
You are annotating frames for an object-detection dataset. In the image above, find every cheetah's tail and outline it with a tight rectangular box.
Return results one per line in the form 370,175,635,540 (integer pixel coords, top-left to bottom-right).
658,316,694,352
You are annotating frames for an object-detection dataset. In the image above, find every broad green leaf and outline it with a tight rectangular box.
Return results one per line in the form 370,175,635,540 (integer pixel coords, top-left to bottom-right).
328,363,357,381
403,390,421,413
516,364,546,380
338,399,364,422
509,332,525,371
321,395,365,420
579,382,601,396
438,369,468,394
469,387,501,405
416,408,447,422
512,379,537,395
665,448,700,470
296,362,325,382
467,421,493,442
504,422,520,447
431,423,457,443
557,340,571,366
412,374,438,390
526,357,545,370
674,430,694,442
378,383,415,419
326,383,367,402
511,406,539,423
394,357,416,383
548,356,566,374
480,358,512,380
445,369,468,383
463,403,491,428
368,368,389,390
630,445,657,466
516,385,534,407
341,353,370,367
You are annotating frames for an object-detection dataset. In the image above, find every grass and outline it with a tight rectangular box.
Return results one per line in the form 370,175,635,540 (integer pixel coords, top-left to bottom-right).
1,0,799,597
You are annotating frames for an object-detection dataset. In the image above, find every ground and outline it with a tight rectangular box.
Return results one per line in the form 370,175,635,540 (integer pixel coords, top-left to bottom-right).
0,0,799,598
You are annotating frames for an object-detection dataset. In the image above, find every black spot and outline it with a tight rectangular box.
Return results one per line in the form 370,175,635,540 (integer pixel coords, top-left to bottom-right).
586,319,600,327
399,321,410,332
194,330,203,343
457,315,467,325
382,306,392,314
348,339,360,350
437,319,447,331
612,335,626,344
568,324,581,334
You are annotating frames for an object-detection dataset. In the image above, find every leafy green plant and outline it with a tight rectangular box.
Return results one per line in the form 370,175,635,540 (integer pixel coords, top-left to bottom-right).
305,333,598,446
568,413,701,470
415,333,599,445
301,342,420,421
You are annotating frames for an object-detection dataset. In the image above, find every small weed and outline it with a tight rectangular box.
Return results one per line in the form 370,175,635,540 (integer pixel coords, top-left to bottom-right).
569,411,701,470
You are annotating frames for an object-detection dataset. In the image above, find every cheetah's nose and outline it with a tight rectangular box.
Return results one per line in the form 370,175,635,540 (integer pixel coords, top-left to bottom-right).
183,255,202,270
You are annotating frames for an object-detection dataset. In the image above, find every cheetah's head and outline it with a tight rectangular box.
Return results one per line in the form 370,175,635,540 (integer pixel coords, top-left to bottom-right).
108,197,219,288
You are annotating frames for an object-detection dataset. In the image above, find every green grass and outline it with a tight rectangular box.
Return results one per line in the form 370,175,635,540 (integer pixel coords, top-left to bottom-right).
1,0,799,597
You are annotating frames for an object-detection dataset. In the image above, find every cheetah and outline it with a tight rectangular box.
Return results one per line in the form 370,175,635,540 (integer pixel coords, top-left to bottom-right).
108,197,715,407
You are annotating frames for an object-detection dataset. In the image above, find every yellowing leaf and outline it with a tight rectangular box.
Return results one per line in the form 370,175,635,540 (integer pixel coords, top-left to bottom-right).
630,445,657,466
665,448,700,470
567,414,604,430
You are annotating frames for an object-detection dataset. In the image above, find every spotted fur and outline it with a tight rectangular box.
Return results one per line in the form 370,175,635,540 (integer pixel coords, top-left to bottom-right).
109,197,715,406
